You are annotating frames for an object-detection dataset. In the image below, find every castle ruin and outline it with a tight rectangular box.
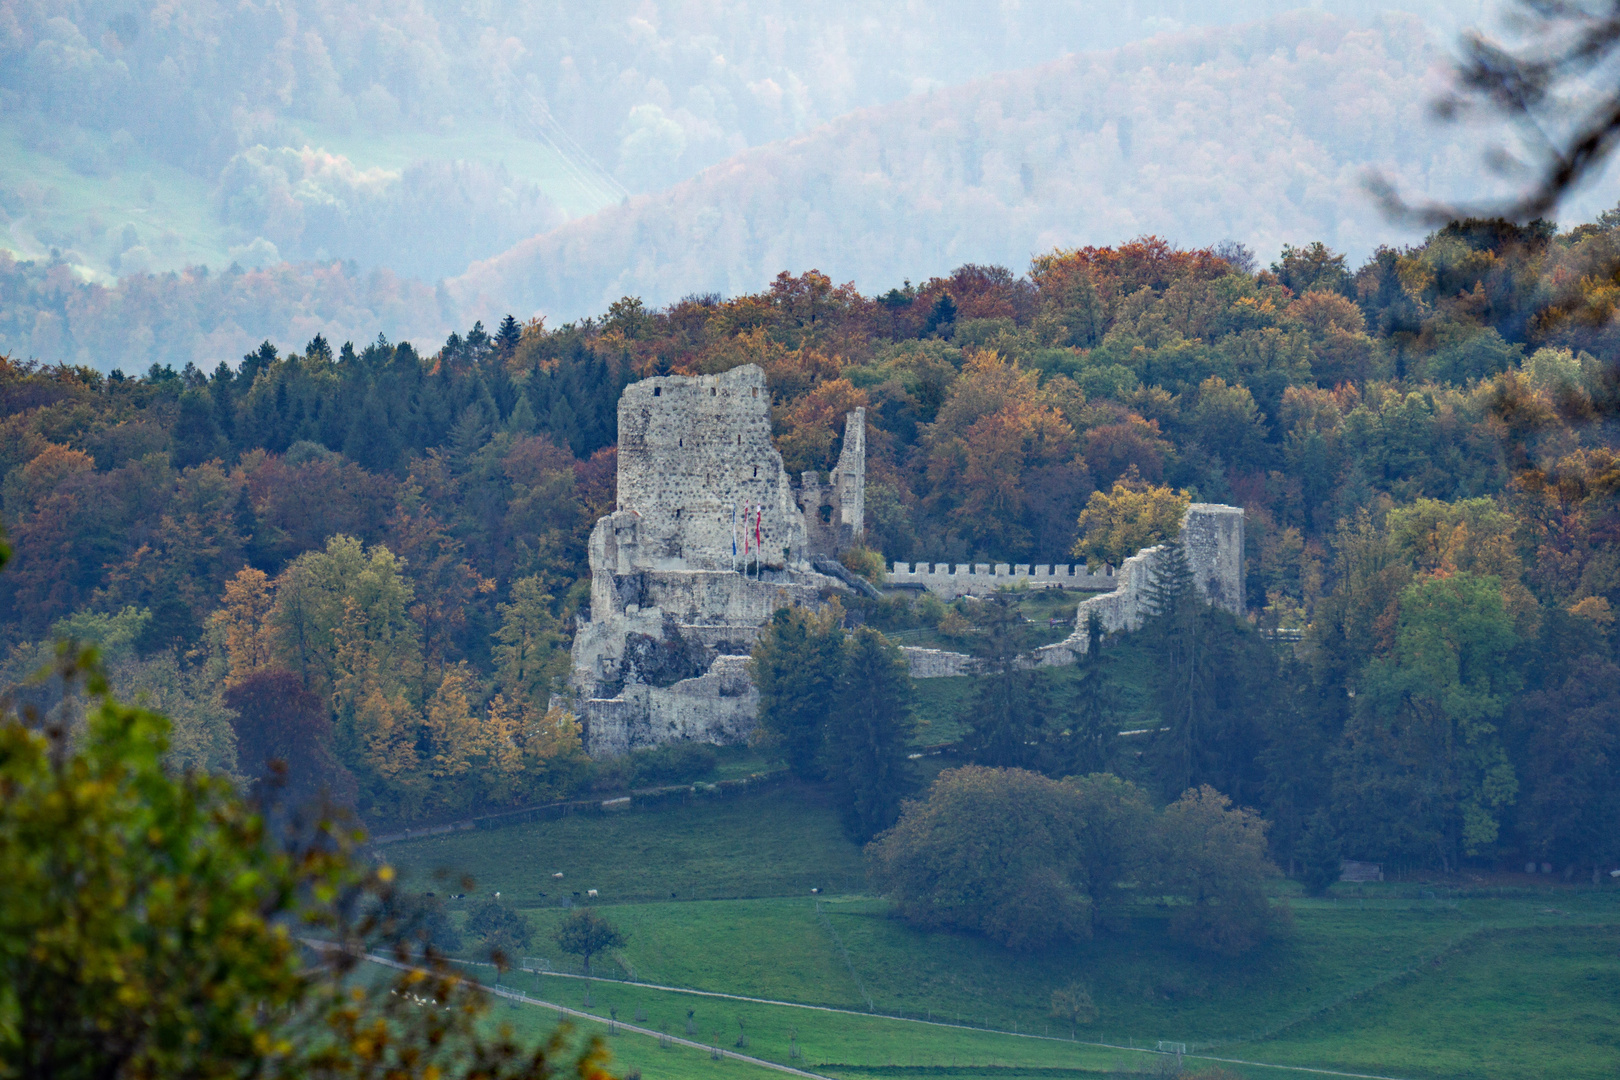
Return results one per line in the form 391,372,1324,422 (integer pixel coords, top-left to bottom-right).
569,364,1246,755
569,364,866,755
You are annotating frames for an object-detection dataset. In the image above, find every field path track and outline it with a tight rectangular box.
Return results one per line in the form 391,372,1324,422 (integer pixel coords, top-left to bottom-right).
422,953,1420,1080
353,947,839,1080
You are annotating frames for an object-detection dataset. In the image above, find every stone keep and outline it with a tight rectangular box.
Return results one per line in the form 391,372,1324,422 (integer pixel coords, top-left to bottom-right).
570,364,865,756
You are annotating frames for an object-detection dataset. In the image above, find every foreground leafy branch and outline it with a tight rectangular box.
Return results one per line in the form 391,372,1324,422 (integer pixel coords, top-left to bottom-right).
0,646,612,1080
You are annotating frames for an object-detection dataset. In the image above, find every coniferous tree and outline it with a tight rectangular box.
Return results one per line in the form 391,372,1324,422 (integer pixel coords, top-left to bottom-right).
1297,810,1343,897
1140,540,1216,798
239,340,276,385
750,606,843,779
824,627,915,841
171,388,227,469
1064,613,1119,776
494,314,522,362
964,595,1049,771
209,361,237,445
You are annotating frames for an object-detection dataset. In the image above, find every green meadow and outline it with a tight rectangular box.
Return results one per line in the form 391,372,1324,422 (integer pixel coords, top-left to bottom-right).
381,783,1620,1080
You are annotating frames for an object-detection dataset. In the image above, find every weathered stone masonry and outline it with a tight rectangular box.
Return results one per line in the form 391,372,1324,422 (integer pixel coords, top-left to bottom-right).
570,364,865,756
1034,504,1245,664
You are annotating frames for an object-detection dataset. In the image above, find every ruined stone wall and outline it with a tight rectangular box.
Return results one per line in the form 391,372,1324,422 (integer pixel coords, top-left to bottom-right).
797,407,866,557
1181,502,1245,612
582,656,759,757
1035,503,1245,664
570,370,1239,753
572,364,863,756
900,646,979,678
888,561,1121,598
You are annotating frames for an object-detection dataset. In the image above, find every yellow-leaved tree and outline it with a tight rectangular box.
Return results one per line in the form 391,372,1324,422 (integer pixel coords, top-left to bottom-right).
1072,473,1191,570
0,646,610,1080
210,566,276,685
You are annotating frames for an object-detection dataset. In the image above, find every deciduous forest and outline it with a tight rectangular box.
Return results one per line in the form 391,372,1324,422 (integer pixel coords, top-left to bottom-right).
3,214,1618,885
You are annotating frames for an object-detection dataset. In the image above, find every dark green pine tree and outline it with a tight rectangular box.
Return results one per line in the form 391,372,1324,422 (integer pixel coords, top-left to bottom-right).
824,627,915,841
1140,539,1220,798
548,395,583,456
1296,810,1343,897
209,361,237,447
304,334,333,364
923,292,957,336
964,595,1050,771
751,607,843,779
171,387,227,469
239,341,277,386
486,357,518,422
1065,612,1120,776
342,387,402,474
494,313,523,362
464,320,491,365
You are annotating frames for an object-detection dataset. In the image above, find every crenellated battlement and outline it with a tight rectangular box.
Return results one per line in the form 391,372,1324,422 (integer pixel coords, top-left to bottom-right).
886,560,1122,598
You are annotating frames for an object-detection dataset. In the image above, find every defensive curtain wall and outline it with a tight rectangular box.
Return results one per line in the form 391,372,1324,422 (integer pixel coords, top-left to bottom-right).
895,503,1245,672
569,363,1245,755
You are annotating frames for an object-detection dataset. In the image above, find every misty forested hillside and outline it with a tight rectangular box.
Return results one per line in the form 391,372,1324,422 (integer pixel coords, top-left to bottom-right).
5,8,1554,370
2,2,1501,295
453,11,1584,322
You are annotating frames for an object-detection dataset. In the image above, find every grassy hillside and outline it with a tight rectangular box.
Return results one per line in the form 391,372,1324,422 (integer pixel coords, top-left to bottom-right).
0,115,587,285
385,782,869,903
380,785,1620,1080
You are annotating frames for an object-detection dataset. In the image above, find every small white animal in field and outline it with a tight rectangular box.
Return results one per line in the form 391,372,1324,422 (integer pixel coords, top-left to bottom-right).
587,889,598,898
553,872,564,879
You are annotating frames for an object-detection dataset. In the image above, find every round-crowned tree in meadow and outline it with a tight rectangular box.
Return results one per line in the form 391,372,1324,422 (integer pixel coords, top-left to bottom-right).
866,765,1092,949
1049,982,1098,1037
553,908,627,975
1157,785,1287,956
466,895,534,962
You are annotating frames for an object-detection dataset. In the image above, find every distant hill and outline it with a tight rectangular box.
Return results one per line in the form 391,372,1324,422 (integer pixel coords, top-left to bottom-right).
452,11,1604,322
0,1,1493,285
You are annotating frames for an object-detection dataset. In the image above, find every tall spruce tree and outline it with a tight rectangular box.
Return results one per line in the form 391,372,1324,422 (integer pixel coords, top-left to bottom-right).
824,627,915,841
964,595,1050,771
1141,540,1217,798
750,606,843,779
1064,613,1119,776
494,314,523,363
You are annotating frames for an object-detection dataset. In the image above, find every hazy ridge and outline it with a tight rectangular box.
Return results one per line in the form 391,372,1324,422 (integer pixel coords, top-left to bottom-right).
454,11,1570,323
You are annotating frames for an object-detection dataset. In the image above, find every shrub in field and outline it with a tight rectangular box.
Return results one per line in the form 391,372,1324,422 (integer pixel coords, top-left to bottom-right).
870,767,1288,955
1158,786,1287,956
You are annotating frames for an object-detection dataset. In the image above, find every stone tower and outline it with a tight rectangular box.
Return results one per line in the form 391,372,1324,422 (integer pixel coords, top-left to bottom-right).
570,364,866,755
796,407,866,558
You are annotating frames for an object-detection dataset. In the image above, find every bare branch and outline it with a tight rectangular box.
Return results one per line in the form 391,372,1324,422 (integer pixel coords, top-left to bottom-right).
1374,0,1620,223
